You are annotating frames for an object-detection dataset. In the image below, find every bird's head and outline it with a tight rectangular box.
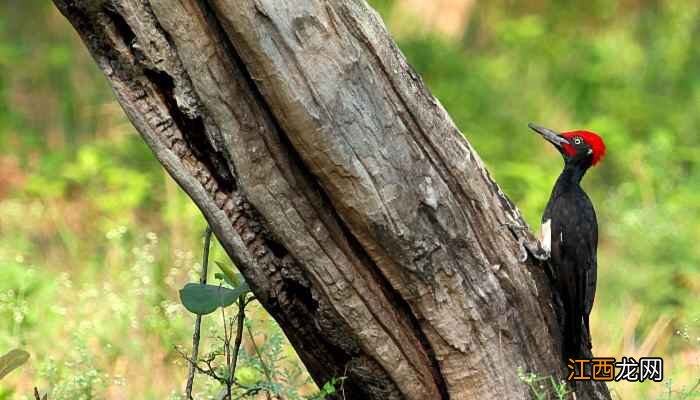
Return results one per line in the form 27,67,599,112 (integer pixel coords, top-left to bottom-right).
528,123,606,168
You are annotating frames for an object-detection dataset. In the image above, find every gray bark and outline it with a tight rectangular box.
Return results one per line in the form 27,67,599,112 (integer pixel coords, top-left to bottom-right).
52,1,611,399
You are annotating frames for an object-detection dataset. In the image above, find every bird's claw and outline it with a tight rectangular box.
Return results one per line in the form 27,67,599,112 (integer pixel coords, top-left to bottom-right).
523,238,551,261
501,222,550,262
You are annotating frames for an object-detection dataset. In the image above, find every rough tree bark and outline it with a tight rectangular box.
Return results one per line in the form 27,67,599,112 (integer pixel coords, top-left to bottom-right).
52,1,611,399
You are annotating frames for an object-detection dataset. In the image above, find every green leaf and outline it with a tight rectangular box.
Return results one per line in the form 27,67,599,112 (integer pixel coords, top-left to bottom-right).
0,349,30,381
322,381,336,394
234,366,262,386
214,272,226,282
214,261,240,287
179,283,249,315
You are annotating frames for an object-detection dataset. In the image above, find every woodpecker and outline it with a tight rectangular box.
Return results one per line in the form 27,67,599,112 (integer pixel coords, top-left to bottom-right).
528,123,606,360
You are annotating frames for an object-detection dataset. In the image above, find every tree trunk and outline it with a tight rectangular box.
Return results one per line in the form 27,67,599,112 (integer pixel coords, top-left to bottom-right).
52,1,611,399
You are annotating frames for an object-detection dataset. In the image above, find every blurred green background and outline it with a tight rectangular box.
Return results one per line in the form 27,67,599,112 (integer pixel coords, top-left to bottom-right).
0,0,698,398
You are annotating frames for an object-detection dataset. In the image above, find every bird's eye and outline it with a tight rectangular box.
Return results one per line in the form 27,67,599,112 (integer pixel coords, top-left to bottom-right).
573,137,583,145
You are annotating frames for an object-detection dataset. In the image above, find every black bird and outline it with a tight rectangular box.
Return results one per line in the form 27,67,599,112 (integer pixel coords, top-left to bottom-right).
529,123,606,360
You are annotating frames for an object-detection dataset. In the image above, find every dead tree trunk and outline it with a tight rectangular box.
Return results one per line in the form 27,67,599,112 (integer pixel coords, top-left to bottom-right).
52,1,611,399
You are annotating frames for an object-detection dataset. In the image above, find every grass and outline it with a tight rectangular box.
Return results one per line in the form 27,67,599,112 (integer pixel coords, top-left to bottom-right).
0,202,316,399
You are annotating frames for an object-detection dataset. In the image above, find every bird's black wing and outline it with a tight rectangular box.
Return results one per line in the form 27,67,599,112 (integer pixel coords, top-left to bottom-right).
544,189,598,358
576,191,598,345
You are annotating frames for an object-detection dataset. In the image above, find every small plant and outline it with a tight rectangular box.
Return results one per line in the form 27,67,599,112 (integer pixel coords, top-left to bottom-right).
177,226,345,399
663,378,700,400
177,227,251,399
517,367,571,400
660,322,700,400
306,377,346,400
37,337,108,400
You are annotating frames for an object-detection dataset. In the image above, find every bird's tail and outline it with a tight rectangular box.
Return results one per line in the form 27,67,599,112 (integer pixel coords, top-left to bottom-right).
563,302,584,361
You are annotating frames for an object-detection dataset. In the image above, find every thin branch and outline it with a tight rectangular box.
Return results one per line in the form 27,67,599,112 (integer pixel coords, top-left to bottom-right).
221,300,230,369
246,322,273,400
341,364,348,400
185,226,213,399
228,297,246,397
220,299,232,399
215,295,247,400
176,347,226,383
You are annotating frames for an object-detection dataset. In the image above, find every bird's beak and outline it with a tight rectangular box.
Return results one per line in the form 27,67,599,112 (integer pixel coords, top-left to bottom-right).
528,123,570,150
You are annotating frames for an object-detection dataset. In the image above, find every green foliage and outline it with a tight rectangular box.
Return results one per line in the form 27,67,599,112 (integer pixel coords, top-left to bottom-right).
24,139,159,216
178,282,250,315
214,261,242,287
517,368,571,400
37,337,108,400
662,378,700,400
177,234,315,399
228,319,312,400
307,377,346,400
